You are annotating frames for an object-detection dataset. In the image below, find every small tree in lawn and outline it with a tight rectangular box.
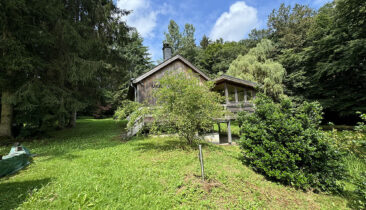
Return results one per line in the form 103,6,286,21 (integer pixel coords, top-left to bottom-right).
152,71,223,144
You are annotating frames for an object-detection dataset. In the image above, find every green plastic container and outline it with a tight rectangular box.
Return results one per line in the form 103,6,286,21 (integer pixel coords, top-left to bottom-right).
0,145,32,178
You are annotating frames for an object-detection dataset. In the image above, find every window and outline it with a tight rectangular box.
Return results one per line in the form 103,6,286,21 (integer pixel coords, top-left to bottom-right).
225,84,236,103
247,89,253,101
237,87,245,102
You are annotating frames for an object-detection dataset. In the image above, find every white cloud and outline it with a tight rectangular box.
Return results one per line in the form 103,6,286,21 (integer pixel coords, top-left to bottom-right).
117,0,159,38
209,1,259,41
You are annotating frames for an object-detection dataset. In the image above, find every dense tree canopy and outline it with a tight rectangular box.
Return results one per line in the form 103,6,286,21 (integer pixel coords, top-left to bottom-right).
279,0,366,122
302,0,366,121
158,0,366,123
1,0,365,140
0,0,151,138
227,39,286,100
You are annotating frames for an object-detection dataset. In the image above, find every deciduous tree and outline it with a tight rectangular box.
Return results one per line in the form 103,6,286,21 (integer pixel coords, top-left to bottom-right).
152,71,223,144
227,39,285,100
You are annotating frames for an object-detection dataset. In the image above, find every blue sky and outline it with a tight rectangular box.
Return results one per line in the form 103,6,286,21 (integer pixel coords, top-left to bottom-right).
116,0,331,62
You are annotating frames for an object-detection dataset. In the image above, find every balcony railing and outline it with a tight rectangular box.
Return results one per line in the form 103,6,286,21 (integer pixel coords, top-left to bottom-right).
222,102,254,114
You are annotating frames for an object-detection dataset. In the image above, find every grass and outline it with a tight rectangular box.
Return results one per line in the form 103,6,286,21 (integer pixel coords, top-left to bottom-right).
213,121,240,137
0,118,353,209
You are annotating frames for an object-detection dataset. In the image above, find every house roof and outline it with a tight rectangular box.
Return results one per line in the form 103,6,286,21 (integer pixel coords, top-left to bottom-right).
212,74,258,88
132,55,210,84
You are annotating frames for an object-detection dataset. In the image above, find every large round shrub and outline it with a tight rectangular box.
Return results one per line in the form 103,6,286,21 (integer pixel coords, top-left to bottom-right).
238,94,346,192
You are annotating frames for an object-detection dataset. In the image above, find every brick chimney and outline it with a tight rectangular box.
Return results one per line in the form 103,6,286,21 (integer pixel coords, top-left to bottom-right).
162,43,172,61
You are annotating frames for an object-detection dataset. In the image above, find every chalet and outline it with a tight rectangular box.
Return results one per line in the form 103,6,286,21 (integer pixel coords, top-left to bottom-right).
127,43,257,144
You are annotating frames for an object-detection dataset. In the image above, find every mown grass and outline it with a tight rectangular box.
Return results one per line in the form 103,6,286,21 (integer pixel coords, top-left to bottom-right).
213,121,240,136
0,118,352,209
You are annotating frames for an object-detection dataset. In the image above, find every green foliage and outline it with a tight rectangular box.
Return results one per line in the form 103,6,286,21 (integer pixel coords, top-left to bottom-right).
355,112,366,133
0,0,151,138
164,20,183,53
196,41,249,77
268,3,315,51
238,94,346,192
353,172,366,209
0,118,348,209
280,0,366,120
326,112,366,159
113,100,151,133
323,113,366,209
227,39,285,100
327,112,366,160
248,28,271,43
107,32,153,108
163,20,250,77
180,24,198,63
199,35,210,49
328,129,366,159
163,20,199,64
152,71,223,144
113,100,143,121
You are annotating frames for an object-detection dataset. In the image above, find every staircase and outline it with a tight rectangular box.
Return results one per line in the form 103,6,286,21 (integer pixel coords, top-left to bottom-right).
122,107,153,138
127,116,144,138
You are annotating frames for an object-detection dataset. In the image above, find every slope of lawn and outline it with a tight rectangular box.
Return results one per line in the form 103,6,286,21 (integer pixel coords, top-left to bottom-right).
0,118,350,209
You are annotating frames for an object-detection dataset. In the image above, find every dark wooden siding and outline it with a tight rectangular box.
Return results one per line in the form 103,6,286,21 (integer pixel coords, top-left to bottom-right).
136,60,207,105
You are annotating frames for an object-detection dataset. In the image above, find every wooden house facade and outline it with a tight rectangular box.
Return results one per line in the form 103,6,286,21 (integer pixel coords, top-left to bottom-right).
128,55,209,105
126,44,258,144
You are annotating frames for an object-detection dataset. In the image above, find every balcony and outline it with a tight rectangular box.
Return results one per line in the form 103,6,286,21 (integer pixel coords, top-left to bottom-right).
222,102,254,114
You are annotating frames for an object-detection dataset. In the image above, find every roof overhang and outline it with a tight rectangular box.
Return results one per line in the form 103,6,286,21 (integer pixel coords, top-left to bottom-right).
212,74,258,88
132,55,210,84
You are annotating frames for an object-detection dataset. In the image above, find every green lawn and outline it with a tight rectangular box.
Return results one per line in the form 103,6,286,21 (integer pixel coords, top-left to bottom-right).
0,118,352,209
213,121,241,137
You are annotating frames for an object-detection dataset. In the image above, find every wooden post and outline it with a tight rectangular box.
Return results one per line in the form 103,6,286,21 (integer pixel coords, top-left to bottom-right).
134,86,137,102
227,121,232,144
235,87,238,103
218,123,221,134
224,82,229,104
198,145,205,181
136,84,140,103
244,89,247,102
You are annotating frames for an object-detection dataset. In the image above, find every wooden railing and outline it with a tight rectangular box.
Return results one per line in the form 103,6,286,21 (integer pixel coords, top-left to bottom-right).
222,102,254,114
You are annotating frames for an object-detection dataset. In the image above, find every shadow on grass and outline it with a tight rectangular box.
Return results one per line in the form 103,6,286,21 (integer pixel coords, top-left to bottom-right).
0,178,51,209
131,137,226,153
235,153,361,208
10,119,128,161
341,189,364,209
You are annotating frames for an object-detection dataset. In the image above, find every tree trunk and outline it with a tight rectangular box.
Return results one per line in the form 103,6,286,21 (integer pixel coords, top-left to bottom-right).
69,110,77,128
58,97,65,129
0,90,13,137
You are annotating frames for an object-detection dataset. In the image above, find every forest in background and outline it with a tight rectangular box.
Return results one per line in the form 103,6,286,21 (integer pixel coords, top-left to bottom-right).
163,0,365,125
0,0,153,138
0,0,365,139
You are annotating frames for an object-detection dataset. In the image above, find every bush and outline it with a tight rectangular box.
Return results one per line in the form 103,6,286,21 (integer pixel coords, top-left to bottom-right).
327,130,366,159
355,112,366,133
152,71,223,144
238,94,346,192
113,100,143,120
353,172,366,209
327,112,366,159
